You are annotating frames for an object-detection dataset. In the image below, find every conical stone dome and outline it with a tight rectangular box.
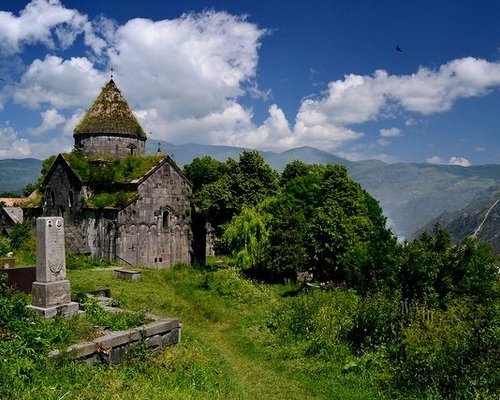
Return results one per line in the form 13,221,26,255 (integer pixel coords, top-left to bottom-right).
73,79,147,158
74,79,146,138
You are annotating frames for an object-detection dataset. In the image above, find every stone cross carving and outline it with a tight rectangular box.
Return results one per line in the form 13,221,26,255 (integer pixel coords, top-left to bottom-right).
29,217,79,318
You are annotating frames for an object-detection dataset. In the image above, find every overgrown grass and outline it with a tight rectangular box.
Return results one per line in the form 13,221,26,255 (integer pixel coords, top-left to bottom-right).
85,190,137,208
66,253,112,270
60,264,383,400
4,262,497,399
63,151,164,183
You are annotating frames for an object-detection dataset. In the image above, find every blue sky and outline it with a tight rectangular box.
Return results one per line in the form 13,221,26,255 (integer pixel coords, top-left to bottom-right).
1,0,500,165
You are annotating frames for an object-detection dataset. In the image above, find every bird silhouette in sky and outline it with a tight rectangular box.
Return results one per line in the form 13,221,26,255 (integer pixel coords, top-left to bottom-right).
396,45,403,52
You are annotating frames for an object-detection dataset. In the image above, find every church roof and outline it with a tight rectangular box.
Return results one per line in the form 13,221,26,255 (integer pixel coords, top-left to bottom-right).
73,79,146,139
2,207,23,224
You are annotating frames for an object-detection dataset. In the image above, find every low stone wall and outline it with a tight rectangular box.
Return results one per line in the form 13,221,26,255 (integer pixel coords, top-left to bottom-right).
113,269,141,282
49,317,181,365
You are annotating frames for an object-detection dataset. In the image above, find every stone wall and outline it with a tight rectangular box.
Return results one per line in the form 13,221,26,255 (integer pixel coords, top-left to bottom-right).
75,133,145,159
115,158,193,268
80,209,118,259
42,155,193,268
43,160,85,223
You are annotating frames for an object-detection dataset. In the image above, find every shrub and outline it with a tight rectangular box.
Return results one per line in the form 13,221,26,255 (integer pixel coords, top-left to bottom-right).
388,298,494,398
66,253,112,270
201,267,265,304
348,292,401,352
9,221,33,250
0,236,10,257
85,190,136,208
269,289,359,358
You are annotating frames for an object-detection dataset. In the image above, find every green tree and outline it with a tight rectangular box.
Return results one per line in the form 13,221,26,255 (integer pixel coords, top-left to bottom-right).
307,202,372,287
0,192,19,198
22,183,38,197
265,203,309,281
399,225,499,307
192,151,279,237
183,156,228,191
223,206,270,271
280,160,311,186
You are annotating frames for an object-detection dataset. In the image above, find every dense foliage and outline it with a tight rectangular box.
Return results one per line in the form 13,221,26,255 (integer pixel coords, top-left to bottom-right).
198,158,394,288
1,153,499,398
182,154,500,398
185,151,279,237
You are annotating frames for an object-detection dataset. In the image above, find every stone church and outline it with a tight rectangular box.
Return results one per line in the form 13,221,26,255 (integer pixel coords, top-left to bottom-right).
41,79,193,268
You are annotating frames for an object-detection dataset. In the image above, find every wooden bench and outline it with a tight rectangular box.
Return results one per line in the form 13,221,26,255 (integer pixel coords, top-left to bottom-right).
113,269,141,282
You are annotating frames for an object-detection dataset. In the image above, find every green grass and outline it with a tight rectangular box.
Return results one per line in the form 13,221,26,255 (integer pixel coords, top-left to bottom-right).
3,264,385,399
31,264,382,400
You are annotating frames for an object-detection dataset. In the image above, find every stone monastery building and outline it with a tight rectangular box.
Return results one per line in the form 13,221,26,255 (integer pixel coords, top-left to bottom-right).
42,79,193,268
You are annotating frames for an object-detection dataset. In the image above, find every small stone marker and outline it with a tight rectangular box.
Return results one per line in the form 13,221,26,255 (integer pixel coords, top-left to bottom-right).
29,217,79,318
113,269,141,282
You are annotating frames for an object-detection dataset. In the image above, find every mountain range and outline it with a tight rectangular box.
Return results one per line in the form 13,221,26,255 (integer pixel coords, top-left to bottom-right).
2,142,500,241
423,185,500,253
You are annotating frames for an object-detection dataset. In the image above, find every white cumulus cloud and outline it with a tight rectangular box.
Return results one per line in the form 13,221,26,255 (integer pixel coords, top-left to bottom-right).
28,108,65,136
379,127,401,138
0,126,31,158
0,0,107,55
4,3,500,158
15,55,105,109
108,11,265,118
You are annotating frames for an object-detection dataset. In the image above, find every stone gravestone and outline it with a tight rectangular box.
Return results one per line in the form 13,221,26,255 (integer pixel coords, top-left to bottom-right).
29,217,79,318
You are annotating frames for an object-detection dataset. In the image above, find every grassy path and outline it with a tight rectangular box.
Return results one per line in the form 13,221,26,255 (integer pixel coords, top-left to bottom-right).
66,267,382,400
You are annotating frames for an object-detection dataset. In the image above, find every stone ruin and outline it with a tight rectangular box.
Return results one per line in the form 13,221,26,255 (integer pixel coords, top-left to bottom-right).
29,217,79,318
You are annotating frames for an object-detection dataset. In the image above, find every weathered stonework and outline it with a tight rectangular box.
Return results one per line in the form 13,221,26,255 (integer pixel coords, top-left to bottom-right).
42,155,85,223
38,78,195,268
114,157,192,267
49,316,181,365
74,133,145,159
29,217,79,318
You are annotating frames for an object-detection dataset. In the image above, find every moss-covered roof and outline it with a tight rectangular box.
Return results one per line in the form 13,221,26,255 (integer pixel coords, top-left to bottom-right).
73,79,146,139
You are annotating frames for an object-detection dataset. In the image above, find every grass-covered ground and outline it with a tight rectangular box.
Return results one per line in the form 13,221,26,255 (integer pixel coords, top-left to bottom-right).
5,263,384,400
73,265,383,399
5,259,499,399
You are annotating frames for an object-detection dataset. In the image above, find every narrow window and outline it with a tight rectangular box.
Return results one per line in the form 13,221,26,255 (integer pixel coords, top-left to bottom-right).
162,210,169,229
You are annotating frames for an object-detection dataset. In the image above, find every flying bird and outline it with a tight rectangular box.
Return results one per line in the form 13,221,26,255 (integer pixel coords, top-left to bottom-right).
396,45,403,52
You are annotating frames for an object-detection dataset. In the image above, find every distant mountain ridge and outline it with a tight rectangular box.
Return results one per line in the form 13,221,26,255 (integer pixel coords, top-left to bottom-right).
423,186,500,253
0,158,42,193
2,142,500,241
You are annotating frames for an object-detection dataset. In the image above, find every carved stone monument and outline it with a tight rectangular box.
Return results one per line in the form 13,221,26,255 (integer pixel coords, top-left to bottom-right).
29,217,79,318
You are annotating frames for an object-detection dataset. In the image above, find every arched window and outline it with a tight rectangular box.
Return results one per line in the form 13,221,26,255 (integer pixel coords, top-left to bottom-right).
162,209,170,229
